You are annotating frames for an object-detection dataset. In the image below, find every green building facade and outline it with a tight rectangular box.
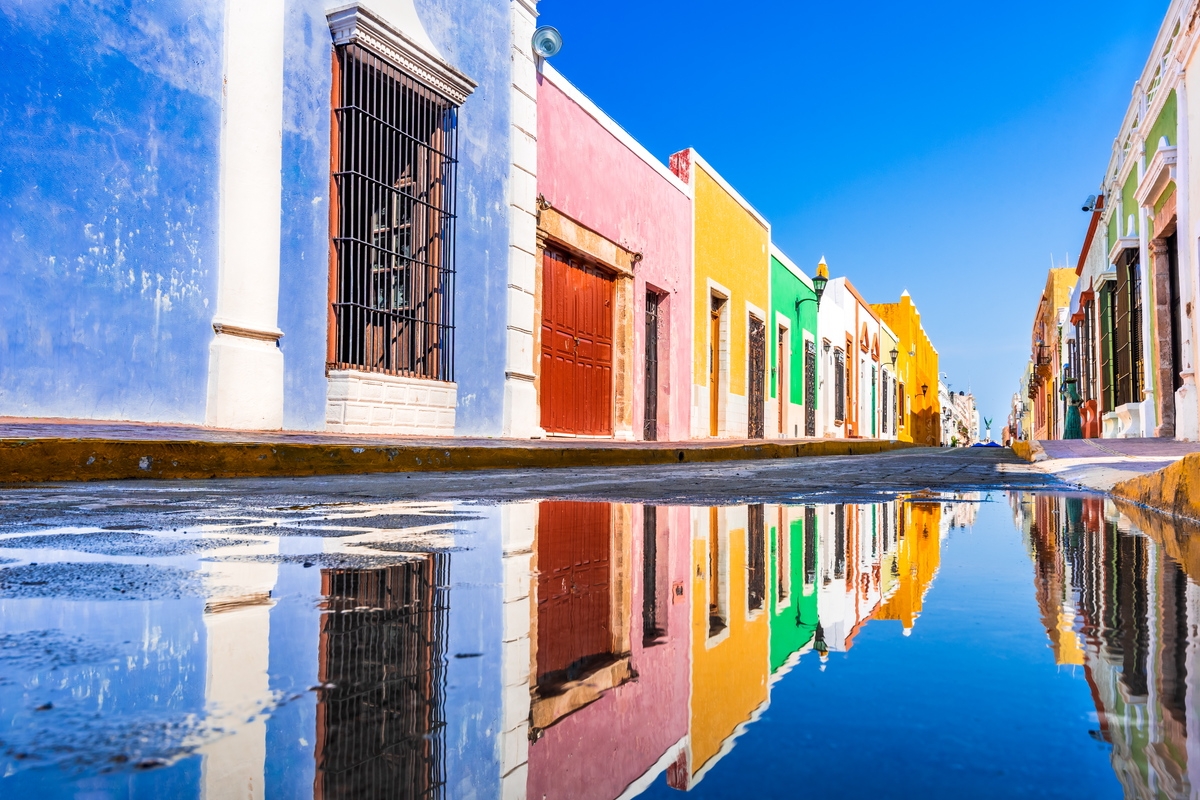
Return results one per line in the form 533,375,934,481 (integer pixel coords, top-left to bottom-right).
769,247,820,438
769,506,820,673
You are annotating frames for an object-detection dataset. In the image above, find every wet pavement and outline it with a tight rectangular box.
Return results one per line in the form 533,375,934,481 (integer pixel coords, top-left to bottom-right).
0,450,1193,798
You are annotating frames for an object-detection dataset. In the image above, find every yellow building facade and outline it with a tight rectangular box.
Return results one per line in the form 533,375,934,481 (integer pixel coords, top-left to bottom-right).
669,149,771,439
875,501,943,631
873,292,941,445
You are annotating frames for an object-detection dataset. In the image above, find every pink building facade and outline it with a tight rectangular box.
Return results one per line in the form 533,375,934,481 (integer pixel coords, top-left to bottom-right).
534,65,693,441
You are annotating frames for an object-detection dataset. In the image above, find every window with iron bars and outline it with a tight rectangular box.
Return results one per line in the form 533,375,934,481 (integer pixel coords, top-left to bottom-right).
329,43,458,382
834,348,846,423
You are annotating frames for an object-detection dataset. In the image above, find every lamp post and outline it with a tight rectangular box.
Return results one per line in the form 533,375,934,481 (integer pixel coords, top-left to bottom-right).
889,347,899,367
794,258,829,314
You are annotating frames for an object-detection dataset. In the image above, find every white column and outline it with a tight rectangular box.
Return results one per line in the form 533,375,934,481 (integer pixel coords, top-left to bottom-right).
1138,139,1159,435
205,0,286,430
1179,71,1200,440
502,0,543,438
500,502,535,800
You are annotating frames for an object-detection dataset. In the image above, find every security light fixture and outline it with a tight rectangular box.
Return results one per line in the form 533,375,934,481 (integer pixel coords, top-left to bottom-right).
532,25,563,58
1082,194,1098,212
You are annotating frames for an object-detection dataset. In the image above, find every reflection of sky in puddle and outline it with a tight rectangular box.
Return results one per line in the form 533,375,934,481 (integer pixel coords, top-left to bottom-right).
0,492,1191,797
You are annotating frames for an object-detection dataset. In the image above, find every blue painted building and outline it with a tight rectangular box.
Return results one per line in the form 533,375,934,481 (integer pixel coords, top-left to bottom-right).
0,0,537,437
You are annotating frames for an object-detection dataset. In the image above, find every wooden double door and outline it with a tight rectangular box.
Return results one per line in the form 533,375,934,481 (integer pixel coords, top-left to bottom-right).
541,249,615,435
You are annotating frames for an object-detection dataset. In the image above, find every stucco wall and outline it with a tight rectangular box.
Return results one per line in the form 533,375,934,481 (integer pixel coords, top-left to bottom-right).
276,0,513,432
536,74,693,440
769,257,817,409
0,2,224,422
691,165,770,404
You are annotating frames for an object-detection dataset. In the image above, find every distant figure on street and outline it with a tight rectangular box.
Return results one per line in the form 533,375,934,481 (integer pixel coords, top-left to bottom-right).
1063,379,1083,440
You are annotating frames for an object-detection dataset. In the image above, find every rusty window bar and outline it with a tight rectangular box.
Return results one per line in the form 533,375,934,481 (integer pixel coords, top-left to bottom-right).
331,43,459,383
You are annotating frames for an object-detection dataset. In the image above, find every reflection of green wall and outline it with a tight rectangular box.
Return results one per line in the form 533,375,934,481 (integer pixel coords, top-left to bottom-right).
769,511,819,673
769,256,818,408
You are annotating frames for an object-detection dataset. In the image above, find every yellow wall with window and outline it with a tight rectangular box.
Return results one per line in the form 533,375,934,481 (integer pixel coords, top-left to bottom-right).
685,153,770,434
874,293,941,445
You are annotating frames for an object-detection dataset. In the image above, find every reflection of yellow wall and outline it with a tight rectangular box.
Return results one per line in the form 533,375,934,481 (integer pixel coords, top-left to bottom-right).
873,294,940,445
689,507,770,776
692,162,770,397
877,503,942,630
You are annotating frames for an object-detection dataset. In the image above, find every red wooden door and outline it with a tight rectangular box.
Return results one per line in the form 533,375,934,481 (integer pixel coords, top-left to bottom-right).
536,501,612,686
541,249,614,435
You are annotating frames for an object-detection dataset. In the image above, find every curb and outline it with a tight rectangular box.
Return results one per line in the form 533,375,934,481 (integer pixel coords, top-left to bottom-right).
1111,451,1200,525
0,437,921,484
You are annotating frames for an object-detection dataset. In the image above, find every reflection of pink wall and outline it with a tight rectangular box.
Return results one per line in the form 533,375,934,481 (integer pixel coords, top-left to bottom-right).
537,71,693,440
527,505,691,800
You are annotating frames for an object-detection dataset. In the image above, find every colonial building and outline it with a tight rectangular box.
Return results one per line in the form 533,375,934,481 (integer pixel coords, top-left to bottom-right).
873,291,941,446
817,271,884,439
767,247,820,439
534,65,692,440
669,151,772,439
1028,268,1077,440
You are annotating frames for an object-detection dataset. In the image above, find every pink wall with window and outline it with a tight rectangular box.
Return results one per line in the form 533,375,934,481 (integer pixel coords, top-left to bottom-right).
536,68,693,441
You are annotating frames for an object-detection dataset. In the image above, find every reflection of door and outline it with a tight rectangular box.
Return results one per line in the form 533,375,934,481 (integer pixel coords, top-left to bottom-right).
777,327,787,435
541,249,614,435
537,501,612,686
710,297,723,436
749,316,766,439
644,292,660,441
804,339,817,437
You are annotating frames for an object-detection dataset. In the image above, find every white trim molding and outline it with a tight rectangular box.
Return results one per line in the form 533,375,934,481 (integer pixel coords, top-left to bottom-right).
1109,235,1141,265
327,4,477,104
1136,144,1179,208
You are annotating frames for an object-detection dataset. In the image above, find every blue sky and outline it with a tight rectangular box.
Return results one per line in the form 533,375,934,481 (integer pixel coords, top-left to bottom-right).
536,0,1169,425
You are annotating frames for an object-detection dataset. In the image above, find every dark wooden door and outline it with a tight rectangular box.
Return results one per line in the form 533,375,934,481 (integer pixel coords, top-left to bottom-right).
536,501,612,687
777,328,786,435
748,316,766,439
710,299,722,436
804,339,817,436
644,292,659,441
541,249,614,435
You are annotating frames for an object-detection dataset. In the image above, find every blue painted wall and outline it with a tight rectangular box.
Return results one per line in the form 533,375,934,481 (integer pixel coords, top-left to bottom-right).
0,0,513,434
416,0,511,436
277,0,512,433
0,1,222,423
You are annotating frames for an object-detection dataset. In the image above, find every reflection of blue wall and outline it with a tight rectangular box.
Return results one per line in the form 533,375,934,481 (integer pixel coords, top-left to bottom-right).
445,505,504,796
0,2,222,423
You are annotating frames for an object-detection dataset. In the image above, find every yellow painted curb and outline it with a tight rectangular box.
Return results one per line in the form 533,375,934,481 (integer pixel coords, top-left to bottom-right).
0,438,921,484
1011,441,1033,462
1111,452,1200,524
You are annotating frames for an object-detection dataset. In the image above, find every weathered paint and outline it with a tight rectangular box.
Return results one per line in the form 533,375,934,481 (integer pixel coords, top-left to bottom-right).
874,292,941,445
0,2,224,423
671,151,770,438
0,0,518,435
526,505,690,799
537,69,693,440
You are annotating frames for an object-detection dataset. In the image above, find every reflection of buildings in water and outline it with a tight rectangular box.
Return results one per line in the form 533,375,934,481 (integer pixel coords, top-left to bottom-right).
815,501,903,654
669,505,770,789
875,502,944,634
767,505,820,673
525,502,690,800
1021,493,1200,798
313,557,449,800
200,535,279,800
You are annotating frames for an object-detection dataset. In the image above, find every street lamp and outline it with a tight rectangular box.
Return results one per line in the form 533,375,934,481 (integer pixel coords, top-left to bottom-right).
889,347,899,367
795,257,830,314
921,383,929,397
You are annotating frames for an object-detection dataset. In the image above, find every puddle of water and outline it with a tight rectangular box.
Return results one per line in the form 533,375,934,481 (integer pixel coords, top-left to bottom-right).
0,490,1192,797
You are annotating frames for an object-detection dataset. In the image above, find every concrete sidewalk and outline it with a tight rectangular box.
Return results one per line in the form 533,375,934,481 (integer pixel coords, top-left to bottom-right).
1026,437,1200,491
0,417,916,483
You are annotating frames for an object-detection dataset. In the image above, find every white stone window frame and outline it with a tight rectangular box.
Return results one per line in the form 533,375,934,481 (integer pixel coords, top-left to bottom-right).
324,4,475,436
